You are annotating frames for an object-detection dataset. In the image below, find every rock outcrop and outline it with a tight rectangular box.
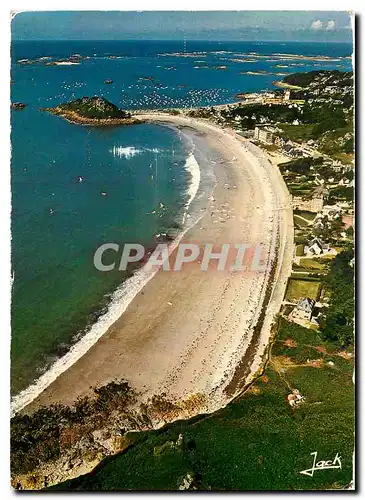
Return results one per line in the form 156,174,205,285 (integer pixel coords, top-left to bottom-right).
41,97,141,126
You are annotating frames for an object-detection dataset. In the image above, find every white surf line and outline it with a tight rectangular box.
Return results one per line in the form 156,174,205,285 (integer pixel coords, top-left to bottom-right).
182,150,201,224
11,136,204,417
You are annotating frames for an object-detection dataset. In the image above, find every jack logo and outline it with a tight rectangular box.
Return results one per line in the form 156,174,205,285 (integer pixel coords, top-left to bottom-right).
300,451,342,477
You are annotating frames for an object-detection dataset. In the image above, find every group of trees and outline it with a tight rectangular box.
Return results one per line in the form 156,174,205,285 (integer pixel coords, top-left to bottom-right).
327,185,354,204
279,157,322,175
283,70,353,90
223,100,350,141
222,103,301,128
11,380,135,475
312,216,345,242
222,70,354,160
319,248,354,347
59,97,131,119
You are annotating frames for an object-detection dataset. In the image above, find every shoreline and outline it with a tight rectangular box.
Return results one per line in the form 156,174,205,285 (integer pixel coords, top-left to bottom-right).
272,80,303,90
182,151,201,224
10,128,204,417
16,114,293,417
40,107,144,126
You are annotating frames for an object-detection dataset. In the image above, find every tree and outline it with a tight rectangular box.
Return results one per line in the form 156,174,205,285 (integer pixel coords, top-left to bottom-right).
320,248,354,346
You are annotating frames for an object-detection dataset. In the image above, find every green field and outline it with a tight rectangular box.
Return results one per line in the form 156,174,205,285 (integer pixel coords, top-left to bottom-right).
294,210,317,221
285,278,321,302
278,123,315,142
299,258,328,271
296,244,305,257
329,152,354,165
294,215,310,228
53,319,354,491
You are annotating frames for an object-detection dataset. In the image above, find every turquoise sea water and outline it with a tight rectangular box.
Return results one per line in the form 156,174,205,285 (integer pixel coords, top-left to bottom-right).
11,40,352,395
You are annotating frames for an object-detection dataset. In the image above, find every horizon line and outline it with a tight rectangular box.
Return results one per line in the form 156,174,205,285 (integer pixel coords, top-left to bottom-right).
12,38,353,43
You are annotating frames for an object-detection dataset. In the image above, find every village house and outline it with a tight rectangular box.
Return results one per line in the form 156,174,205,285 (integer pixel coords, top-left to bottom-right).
314,175,325,186
254,126,277,144
331,160,353,174
324,86,338,94
304,237,332,256
337,201,354,213
290,297,315,322
282,144,303,158
274,136,286,148
313,218,325,230
339,177,351,186
321,204,342,220
261,90,291,105
292,190,324,212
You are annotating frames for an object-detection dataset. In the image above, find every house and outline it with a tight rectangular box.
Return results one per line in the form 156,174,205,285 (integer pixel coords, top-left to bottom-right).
339,177,350,186
283,145,303,158
313,217,324,230
274,136,286,148
292,192,324,212
262,97,283,105
290,297,315,321
253,126,276,144
322,204,342,220
331,161,354,174
324,86,337,94
314,175,325,186
304,237,330,256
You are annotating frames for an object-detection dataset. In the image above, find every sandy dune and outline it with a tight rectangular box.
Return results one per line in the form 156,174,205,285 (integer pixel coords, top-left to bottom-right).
22,115,294,415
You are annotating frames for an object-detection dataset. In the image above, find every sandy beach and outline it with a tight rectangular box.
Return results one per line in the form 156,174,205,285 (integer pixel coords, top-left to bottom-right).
20,114,294,415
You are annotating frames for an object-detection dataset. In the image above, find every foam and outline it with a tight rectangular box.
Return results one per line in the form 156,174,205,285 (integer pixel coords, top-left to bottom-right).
111,146,161,159
11,152,202,416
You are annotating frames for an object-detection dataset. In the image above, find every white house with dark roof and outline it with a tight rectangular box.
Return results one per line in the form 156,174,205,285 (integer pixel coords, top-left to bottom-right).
290,297,315,322
304,237,331,256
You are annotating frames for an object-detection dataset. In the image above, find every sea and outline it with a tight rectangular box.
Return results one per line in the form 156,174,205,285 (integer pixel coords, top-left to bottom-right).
10,39,352,406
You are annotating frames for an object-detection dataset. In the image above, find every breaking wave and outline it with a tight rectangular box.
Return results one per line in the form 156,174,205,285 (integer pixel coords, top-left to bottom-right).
11,148,201,417
111,146,161,159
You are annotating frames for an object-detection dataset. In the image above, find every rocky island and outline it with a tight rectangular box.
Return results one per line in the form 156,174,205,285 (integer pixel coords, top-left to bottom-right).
11,102,27,110
41,96,141,126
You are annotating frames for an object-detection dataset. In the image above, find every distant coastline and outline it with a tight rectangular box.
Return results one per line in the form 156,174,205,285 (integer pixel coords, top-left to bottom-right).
272,80,303,90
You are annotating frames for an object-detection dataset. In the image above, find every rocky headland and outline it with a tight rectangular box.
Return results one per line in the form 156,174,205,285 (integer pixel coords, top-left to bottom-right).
41,96,141,126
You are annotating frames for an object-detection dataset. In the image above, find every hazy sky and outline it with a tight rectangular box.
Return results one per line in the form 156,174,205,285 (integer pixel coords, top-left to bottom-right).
12,11,353,42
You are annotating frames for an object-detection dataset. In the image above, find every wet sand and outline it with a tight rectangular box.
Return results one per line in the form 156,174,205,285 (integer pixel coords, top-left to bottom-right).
23,115,294,414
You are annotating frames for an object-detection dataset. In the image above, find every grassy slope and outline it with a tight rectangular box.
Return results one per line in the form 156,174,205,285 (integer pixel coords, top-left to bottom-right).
52,319,354,491
285,279,321,302
278,123,315,142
